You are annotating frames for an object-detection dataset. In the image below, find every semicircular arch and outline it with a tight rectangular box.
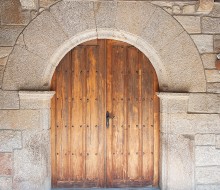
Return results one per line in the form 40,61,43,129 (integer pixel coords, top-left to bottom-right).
2,1,206,92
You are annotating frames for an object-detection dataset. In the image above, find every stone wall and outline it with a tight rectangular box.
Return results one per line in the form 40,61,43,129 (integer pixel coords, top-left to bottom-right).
153,4,220,188
0,1,220,190
0,0,59,88
152,0,220,93
159,93,220,190
0,91,54,190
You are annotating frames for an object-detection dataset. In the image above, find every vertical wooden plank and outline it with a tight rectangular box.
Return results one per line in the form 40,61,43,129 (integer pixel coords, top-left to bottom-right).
82,47,87,186
141,54,154,183
70,46,85,183
61,53,71,181
138,50,143,185
51,69,56,187
97,39,106,187
112,45,125,182
67,52,72,182
85,45,100,183
153,68,159,187
107,40,129,187
106,40,113,187
127,47,140,180
78,40,105,187
148,58,155,183
55,57,64,182
123,46,128,186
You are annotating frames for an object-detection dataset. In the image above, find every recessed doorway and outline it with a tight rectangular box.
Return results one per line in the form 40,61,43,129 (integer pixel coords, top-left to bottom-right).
51,39,159,188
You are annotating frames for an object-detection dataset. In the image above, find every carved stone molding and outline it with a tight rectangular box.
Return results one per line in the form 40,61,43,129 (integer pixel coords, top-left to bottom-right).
19,91,55,109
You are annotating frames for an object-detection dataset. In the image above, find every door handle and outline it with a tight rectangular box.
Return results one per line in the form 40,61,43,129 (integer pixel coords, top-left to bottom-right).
106,111,115,128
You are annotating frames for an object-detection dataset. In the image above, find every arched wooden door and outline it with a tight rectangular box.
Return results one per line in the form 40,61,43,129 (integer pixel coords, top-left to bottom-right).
51,39,159,188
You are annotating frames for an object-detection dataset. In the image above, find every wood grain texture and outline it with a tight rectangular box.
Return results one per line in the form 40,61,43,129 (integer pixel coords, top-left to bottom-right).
51,39,159,188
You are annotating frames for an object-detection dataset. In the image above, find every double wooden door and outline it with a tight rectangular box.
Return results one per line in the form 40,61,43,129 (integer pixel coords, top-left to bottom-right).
51,39,159,188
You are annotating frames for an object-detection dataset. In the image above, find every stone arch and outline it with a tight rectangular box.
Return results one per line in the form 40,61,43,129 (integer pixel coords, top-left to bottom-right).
2,1,206,92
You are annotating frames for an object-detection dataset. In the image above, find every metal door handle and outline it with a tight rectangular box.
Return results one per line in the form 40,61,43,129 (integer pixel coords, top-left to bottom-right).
106,111,115,128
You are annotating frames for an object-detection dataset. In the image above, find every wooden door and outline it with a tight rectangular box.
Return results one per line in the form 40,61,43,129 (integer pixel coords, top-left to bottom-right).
51,40,106,188
51,39,159,188
106,40,159,187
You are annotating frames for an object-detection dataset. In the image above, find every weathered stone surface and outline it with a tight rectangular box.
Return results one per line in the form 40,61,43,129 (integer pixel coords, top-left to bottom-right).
0,110,40,130
140,7,184,53
162,6,172,14
0,153,12,175
151,1,173,7
94,1,117,29
40,109,50,130
195,134,215,146
174,16,201,34
191,35,213,53
22,11,67,60
172,5,181,14
30,10,38,19
13,129,50,190
207,82,220,93
0,65,4,88
0,130,22,152
0,177,12,190
160,32,206,92
116,2,156,36
0,26,24,46
50,1,95,38
2,45,47,90
188,93,220,113
182,4,196,14
197,0,214,13
19,91,55,109
197,185,220,190
39,0,58,8
205,70,220,83
214,35,220,52
1,0,30,25
209,3,220,17
0,90,19,109
0,47,13,58
161,113,220,135
163,134,194,190
195,146,220,166
159,95,188,113
20,99,51,110
201,54,217,69
20,0,38,10
216,135,220,149
202,17,220,34
196,166,220,184
0,57,7,66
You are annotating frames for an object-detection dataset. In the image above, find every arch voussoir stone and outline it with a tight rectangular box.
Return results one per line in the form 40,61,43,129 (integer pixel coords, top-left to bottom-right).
94,1,117,29
22,11,68,60
3,44,47,90
160,31,206,92
2,0,206,93
139,7,184,52
49,1,96,38
115,2,156,36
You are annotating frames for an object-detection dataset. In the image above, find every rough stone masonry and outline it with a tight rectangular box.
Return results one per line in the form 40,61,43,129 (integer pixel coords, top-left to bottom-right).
0,0,220,190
